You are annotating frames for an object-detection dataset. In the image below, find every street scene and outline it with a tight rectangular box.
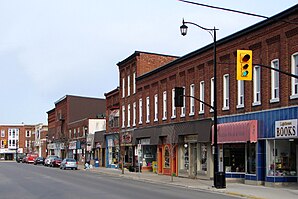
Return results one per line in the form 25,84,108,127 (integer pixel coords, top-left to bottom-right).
1,1,298,199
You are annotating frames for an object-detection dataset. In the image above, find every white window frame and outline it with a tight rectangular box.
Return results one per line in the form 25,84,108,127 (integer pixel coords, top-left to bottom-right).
171,89,176,119
162,91,167,120
180,87,186,117
291,52,298,99
237,80,244,109
122,105,125,128
139,99,143,124
210,78,214,112
25,140,30,148
270,59,280,103
122,77,125,98
154,94,158,122
133,72,136,94
0,140,4,148
127,75,130,97
253,66,261,106
189,84,195,116
26,130,31,138
69,129,72,138
127,104,131,127
133,102,136,126
146,97,150,123
199,81,204,114
222,74,229,110
1,130,5,137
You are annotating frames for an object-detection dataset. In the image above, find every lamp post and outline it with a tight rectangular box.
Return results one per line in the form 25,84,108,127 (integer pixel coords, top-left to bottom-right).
84,126,88,165
45,134,48,156
180,19,224,188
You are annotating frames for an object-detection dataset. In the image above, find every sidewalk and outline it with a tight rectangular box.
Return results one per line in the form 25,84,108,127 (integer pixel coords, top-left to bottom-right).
79,165,298,199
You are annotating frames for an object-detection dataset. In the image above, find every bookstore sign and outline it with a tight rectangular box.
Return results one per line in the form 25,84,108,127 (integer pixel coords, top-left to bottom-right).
275,119,297,138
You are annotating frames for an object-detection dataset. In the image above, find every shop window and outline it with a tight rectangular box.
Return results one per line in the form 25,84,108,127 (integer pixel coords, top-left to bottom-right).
141,145,157,167
200,143,207,171
224,144,245,172
164,145,170,168
267,140,297,176
247,143,256,174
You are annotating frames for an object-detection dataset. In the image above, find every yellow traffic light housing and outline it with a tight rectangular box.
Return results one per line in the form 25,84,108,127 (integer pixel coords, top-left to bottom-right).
237,50,252,81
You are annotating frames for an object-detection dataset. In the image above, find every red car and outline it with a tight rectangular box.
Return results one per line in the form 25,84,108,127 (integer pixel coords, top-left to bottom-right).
50,157,62,167
26,154,38,164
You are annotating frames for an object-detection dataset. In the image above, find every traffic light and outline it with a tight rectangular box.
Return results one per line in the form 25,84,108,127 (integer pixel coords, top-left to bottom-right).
237,50,252,81
175,87,184,107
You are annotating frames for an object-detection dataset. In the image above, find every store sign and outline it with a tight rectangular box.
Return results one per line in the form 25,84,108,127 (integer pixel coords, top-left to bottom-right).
275,119,297,138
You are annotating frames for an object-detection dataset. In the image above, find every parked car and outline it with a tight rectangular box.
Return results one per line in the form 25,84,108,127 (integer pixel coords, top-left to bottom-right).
34,157,45,165
16,154,26,163
50,157,62,167
44,155,59,166
27,154,38,164
22,156,28,163
60,158,78,170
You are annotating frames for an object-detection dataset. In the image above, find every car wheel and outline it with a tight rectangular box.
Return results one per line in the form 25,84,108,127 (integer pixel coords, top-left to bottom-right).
75,168,77,170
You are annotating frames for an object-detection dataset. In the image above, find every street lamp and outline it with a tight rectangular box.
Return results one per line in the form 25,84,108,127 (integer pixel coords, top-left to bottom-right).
180,19,224,188
84,126,88,165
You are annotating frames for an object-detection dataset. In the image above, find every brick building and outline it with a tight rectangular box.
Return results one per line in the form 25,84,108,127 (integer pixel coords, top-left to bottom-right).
0,124,36,160
114,5,298,185
117,51,179,170
47,95,106,162
104,87,120,168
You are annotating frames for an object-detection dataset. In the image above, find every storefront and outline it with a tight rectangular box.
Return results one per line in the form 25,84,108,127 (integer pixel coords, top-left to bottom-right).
120,131,134,169
133,127,159,172
105,133,119,168
94,130,106,167
213,120,258,182
266,119,298,185
218,106,298,186
177,119,213,179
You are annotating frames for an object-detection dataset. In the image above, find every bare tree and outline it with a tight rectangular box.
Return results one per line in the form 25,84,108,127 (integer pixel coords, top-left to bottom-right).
164,125,178,182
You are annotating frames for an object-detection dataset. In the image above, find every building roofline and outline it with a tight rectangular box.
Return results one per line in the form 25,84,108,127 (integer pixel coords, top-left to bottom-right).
54,95,105,105
137,4,298,80
116,50,179,67
104,87,120,97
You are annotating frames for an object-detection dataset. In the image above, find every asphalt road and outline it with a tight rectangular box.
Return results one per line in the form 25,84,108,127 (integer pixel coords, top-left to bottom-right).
0,162,238,199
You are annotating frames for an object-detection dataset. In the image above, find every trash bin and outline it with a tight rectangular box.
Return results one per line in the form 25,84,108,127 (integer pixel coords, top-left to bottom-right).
215,172,226,189
94,159,99,167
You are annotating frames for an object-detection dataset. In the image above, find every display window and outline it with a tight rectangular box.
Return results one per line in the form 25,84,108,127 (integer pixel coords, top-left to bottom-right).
267,139,297,177
141,145,156,167
224,144,246,172
200,143,207,171
164,145,170,168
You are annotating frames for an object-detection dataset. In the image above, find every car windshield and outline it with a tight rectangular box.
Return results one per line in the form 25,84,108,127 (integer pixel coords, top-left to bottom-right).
55,158,62,161
66,159,76,162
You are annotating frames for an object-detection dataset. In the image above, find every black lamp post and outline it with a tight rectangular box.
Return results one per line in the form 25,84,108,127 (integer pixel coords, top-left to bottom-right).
180,19,224,188
15,140,19,162
84,126,88,165
45,134,48,156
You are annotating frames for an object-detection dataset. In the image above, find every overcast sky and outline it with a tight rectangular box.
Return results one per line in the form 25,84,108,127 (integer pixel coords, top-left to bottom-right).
0,0,297,125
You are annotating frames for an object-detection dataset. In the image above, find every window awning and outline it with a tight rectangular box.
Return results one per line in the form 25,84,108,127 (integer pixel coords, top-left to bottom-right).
212,120,258,144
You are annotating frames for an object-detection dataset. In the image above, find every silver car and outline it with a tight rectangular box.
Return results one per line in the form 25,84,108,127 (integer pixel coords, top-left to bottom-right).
60,158,78,170
44,155,59,166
